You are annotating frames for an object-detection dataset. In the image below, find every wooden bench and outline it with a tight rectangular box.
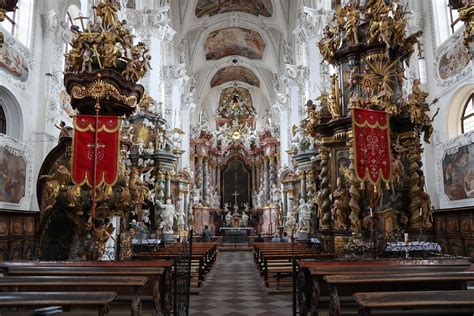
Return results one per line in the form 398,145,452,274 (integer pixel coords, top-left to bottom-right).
0,260,173,316
0,292,117,316
253,243,332,290
353,290,474,316
297,259,472,316
324,271,474,316
134,243,217,287
0,276,147,316
4,266,168,316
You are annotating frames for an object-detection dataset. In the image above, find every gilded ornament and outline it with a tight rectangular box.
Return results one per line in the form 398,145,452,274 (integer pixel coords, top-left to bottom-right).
70,79,138,108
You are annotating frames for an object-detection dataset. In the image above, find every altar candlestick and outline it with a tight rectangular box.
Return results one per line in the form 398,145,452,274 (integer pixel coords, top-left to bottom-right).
419,208,422,216
404,233,409,243
370,208,373,217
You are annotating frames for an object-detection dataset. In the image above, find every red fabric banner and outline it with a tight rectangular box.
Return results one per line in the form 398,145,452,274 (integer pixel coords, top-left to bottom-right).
352,108,392,185
71,115,121,187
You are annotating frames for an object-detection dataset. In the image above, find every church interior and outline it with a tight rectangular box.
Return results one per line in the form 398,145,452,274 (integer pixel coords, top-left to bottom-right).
0,0,473,315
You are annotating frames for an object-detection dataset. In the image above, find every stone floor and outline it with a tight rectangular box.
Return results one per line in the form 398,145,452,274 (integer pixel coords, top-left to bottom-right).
189,251,293,316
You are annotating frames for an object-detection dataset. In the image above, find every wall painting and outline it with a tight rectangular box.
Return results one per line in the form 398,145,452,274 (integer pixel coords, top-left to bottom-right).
0,146,26,204
0,43,29,82
442,142,474,200
438,40,470,80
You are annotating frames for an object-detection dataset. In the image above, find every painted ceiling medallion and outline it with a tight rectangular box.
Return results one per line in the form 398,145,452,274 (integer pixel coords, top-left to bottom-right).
205,27,265,60
211,66,260,88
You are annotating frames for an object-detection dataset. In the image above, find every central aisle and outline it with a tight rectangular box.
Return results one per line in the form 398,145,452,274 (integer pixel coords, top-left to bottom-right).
189,251,292,315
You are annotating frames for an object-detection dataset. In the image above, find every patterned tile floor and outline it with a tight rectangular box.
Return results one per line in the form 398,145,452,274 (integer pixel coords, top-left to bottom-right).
189,251,293,316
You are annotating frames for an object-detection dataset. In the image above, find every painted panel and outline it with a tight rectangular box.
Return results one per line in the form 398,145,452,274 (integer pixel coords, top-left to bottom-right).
441,141,474,200
205,27,265,60
195,0,273,18
0,146,26,204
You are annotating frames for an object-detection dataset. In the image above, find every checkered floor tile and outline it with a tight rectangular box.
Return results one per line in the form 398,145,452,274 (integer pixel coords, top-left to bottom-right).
190,251,292,315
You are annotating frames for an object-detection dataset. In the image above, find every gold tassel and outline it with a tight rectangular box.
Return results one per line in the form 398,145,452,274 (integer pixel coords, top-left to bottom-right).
360,182,365,189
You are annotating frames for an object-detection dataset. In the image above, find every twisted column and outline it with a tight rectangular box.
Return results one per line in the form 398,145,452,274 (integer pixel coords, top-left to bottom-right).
319,147,332,229
347,143,362,235
408,139,422,228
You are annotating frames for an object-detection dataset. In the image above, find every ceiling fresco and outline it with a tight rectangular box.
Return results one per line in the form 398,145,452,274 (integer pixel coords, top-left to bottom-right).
205,27,265,60
210,66,260,88
195,0,273,18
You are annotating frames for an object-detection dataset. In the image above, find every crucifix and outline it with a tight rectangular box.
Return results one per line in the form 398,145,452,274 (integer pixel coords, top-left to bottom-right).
232,190,239,206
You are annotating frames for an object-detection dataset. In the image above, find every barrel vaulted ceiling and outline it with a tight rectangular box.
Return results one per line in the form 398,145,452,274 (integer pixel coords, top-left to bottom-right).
171,0,298,128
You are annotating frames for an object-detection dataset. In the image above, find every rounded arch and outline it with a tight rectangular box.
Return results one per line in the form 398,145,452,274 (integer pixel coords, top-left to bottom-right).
446,84,474,139
0,86,23,139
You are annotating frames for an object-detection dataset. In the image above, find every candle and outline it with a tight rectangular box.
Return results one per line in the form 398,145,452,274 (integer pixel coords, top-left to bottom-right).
370,208,373,217
419,208,423,216
404,233,409,243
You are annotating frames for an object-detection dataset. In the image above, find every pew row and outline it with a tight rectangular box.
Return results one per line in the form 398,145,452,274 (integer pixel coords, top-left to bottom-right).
325,271,474,316
297,258,472,316
1,263,172,316
353,290,474,316
0,276,147,316
0,292,117,316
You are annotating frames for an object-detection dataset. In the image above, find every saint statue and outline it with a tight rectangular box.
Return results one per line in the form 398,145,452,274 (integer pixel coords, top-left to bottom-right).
156,198,176,234
297,198,312,232
225,209,232,227
176,206,186,231
241,211,249,227
189,184,201,206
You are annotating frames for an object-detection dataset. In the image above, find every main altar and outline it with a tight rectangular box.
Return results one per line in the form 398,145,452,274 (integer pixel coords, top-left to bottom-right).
189,85,283,236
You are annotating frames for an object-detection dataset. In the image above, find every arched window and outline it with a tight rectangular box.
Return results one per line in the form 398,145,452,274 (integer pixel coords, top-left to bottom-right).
64,5,82,55
433,0,464,46
0,0,34,47
0,106,6,134
461,94,474,133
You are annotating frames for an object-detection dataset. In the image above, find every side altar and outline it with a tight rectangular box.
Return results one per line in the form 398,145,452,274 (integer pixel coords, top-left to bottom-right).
286,0,437,255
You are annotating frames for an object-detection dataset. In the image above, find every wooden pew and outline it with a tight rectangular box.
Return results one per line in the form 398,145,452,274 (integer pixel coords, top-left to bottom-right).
297,258,472,316
253,243,332,290
134,243,217,287
324,271,474,316
0,260,173,315
4,266,169,316
0,276,147,316
353,290,474,316
0,292,117,316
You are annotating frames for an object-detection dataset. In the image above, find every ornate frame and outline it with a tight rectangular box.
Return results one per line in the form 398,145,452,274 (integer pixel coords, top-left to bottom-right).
435,131,474,208
0,134,34,211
